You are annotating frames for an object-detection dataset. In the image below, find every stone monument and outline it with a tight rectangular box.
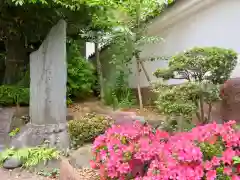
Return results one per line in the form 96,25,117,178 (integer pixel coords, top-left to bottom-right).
3,20,69,168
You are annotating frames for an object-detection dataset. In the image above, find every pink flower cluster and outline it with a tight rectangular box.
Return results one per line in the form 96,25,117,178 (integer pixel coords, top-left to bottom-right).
90,120,240,180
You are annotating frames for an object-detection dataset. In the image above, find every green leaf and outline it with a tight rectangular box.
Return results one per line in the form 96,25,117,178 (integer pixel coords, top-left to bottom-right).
233,156,240,164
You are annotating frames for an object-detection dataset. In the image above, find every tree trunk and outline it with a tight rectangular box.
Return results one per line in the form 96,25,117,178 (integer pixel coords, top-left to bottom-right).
135,53,143,110
3,36,27,84
140,60,151,83
207,103,212,123
135,2,143,110
95,37,104,102
199,95,205,123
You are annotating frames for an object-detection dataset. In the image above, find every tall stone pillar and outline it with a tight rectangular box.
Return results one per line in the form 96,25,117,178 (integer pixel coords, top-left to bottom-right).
9,19,69,150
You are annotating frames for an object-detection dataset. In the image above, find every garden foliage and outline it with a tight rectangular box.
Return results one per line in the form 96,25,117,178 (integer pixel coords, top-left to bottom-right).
67,39,97,100
153,47,238,123
102,33,136,109
0,146,59,168
91,120,240,180
0,85,29,106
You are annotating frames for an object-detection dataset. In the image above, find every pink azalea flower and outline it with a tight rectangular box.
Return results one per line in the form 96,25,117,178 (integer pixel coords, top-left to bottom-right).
232,175,240,180
223,167,232,176
211,156,220,166
222,148,236,165
118,162,130,174
204,161,213,171
206,170,216,180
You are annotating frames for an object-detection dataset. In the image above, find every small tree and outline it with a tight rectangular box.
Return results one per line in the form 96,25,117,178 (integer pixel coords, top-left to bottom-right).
153,47,238,126
107,0,176,110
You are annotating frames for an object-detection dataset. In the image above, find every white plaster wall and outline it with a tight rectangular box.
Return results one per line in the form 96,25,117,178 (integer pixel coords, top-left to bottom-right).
129,0,240,88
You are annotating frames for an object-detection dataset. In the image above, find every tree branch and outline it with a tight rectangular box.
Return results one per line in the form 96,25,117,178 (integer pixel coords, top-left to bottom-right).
140,60,151,83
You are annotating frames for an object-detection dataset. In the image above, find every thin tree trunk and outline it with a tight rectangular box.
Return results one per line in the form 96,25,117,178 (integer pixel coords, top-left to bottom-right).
95,36,104,102
199,95,204,123
135,1,143,110
3,36,27,84
136,54,143,110
207,103,212,123
140,60,151,83
194,100,201,122
177,115,184,132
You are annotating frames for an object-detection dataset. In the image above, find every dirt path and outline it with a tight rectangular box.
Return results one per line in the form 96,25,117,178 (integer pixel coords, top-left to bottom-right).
69,100,166,124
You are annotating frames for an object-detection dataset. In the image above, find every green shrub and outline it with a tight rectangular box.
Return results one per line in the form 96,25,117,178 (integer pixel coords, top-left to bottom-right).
67,39,97,100
0,85,29,106
68,113,113,147
103,71,136,109
104,83,136,109
67,57,96,99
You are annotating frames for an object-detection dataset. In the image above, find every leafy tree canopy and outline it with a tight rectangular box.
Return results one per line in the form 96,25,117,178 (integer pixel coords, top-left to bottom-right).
154,47,238,84
0,0,121,44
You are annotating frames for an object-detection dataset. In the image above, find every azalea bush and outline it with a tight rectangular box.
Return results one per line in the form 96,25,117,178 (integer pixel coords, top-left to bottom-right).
91,121,240,179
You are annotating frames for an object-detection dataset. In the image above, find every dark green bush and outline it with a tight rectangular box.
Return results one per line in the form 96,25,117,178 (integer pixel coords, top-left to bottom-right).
0,85,29,106
67,57,96,99
67,39,97,100
68,113,113,147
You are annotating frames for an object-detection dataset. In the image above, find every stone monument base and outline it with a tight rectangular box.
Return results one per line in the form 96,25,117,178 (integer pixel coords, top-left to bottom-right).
3,123,69,169
10,123,69,149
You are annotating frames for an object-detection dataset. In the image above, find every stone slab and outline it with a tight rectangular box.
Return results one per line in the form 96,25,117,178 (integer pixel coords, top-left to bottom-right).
30,19,67,125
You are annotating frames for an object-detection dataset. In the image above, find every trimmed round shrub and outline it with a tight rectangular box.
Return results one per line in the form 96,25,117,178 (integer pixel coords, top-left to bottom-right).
154,46,238,84
91,121,240,179
153,47,238,124
68,113,113,147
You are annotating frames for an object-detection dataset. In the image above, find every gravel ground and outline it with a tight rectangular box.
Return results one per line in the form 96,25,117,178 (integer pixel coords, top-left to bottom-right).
0,168,99,180
77,168,99,180
0,168,51,180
